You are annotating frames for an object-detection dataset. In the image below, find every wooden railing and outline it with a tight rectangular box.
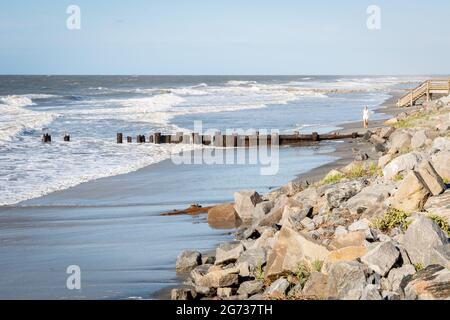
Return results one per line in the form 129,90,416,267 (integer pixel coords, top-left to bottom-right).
397,79,450,107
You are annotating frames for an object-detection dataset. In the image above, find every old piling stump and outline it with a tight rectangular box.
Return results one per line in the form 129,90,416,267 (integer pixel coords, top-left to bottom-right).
117,133,123,144
127,136,132,143
42,134,52,143
154,132,161,144
312,132,319,141
63,135,70,142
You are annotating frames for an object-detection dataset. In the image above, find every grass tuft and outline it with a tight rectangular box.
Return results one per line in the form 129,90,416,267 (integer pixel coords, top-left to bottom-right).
428,214,450,236
295,263,311,288
371,208,411,232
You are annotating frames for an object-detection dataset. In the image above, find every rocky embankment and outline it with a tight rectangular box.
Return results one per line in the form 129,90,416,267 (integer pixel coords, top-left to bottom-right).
172,96,450,301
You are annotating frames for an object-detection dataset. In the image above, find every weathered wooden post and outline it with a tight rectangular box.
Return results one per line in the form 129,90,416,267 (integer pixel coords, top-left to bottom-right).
63,134,70,142
127,136,132,143
42,133,52,143
117,133,123,144
154,132,161,144
312,132,319,142
149,135,154,143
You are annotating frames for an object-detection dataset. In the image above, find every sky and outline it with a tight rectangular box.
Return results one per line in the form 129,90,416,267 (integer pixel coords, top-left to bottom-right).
0,0,449,75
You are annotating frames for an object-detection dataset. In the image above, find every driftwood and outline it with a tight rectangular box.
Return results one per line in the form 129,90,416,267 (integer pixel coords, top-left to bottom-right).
161,204,214,216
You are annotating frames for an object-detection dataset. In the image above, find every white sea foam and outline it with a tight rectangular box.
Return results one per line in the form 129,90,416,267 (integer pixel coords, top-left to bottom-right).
0,95,55,146
0,140,203,206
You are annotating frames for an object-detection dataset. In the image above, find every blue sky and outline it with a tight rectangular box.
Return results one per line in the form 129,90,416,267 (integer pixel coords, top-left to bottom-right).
1,0,449,75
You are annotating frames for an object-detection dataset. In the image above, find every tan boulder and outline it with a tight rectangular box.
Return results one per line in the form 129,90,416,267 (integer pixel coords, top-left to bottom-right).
416,161,446,196
265,226,330,280
196,268,239,288
391,171,431,212
302,272,329,299
208,203,238,229
322,246,367,274
329,231,366,250
424,190,450,223
431,151,450,181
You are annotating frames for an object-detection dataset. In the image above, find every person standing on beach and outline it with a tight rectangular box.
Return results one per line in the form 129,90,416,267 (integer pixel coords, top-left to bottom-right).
363,106,370,129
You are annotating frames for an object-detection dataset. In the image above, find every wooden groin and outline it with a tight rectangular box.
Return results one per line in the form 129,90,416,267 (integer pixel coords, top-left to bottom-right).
116,131,361,147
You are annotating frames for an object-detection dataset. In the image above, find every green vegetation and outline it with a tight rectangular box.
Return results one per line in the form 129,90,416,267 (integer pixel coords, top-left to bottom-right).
321,172,345,185
394,113,431,129
295,263,311,288
428,215,450,236
398,146,413,155
394,108,450,129
320,163,382,186
444,178,450,185
311,260,323,273
371,208,412,232
393,173,404,182
254,260,265,281
414,263,424,272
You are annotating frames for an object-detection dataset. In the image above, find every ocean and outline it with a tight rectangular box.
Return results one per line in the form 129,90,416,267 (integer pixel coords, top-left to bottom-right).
0,75,424,206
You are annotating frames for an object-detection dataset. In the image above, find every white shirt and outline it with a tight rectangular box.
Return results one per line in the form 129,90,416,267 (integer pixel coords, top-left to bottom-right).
363,109,370,120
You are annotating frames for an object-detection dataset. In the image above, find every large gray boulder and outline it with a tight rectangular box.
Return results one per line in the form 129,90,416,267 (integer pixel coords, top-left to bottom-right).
416,161,446,196
430,244,450,269
424,190,450,223
390,171,431,212
346,183,393,216
327,261,367,300
176,251,202,273
401,215,449,266
324,179,369,209
431,151,450,181
383,152,422,179
237,280,264,296
388,131,411,154
385,264,416,293
215,243,245,265
411,130,427,149
279,204,311,230
401,265,450,300
234,190,263,221
361,284,383,300
361,242,399,276
264,278,290,296
432,137,450,151
236,247,266,272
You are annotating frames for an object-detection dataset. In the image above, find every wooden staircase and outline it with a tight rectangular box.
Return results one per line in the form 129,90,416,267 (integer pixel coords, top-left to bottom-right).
397,79,450,107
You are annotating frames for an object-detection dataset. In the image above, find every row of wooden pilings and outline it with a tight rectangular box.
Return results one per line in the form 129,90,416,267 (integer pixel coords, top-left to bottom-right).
42,134,70,143
116,131,361,147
